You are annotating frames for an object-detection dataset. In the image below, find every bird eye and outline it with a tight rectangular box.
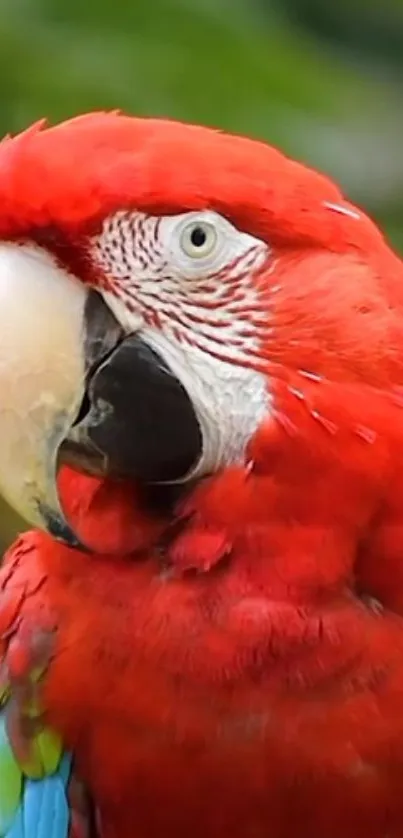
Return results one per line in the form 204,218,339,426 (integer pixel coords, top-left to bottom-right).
180,221,218,259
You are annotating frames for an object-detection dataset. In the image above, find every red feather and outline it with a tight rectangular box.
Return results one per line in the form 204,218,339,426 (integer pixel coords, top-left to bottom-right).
3,456,403,837
1,114,403,836
0,111,385,254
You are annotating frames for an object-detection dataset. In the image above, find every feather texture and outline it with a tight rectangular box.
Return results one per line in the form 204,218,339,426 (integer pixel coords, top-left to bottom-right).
0,703,71,838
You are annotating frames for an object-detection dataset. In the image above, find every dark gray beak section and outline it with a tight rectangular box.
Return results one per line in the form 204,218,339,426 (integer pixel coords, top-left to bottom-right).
57,297,203,547
64,332,202,486
35,289,126,547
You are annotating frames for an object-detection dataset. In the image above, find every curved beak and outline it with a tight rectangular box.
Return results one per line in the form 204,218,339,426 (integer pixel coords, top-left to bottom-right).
0,243,123,546
0,243,202,549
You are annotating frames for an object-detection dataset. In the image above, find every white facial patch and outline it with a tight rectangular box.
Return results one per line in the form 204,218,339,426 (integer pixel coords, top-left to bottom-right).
90,210,271,476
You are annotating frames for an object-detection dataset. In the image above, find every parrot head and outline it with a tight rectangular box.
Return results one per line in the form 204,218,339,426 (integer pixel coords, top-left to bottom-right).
0,111,401,547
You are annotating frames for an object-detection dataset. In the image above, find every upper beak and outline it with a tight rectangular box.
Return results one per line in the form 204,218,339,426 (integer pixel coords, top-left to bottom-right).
0,243,202,549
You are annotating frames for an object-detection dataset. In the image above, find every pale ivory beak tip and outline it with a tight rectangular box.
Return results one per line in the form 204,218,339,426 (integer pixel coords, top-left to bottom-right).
0,242,88,540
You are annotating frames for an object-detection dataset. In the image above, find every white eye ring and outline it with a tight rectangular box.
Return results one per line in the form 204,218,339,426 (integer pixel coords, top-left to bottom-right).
179,220,218,259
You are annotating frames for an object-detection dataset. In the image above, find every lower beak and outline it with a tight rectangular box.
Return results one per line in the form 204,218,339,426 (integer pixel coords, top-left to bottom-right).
0,244,202,549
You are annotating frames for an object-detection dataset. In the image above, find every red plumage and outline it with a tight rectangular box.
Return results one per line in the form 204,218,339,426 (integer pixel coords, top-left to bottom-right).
2,113,403,836
0,111,385,251
4,462,403,838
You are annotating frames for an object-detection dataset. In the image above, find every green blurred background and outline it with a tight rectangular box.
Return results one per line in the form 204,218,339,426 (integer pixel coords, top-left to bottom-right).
0,0,402,549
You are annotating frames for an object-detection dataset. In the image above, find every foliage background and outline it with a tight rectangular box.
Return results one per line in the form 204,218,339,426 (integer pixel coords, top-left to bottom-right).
0,0,402,548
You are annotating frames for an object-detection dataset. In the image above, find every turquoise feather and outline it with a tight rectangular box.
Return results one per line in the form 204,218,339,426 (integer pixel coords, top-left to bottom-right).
0,705,72,838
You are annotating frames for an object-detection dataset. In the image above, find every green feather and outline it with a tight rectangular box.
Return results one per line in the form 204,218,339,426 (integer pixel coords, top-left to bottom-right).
19,727,63,779
0,684,9,707
0,714,22,834
0,652,67,836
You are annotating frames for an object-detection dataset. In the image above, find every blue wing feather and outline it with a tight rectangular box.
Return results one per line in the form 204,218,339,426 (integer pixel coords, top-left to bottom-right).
5,754,72,838
0,700,72,838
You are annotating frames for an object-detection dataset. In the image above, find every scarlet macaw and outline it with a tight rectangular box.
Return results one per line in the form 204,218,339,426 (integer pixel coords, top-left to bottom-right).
1,113,403,837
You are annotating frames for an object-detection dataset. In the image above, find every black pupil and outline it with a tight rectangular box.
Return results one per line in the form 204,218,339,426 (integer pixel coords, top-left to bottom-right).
190,226,207,248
